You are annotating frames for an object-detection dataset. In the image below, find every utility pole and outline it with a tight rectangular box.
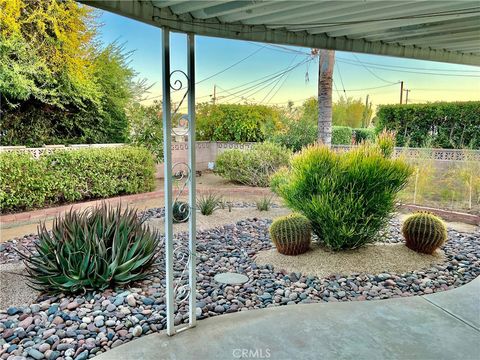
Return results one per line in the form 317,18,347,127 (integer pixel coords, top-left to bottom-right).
404,89,410,104
362,94,370,128
399,81,404,104
212,84,217,105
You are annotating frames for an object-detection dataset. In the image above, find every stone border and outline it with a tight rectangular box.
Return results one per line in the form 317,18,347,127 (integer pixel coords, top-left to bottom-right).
0,187,272,226
399,204,480,225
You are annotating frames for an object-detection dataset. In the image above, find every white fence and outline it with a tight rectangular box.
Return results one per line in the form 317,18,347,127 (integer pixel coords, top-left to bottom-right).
0,144,125,159
1,143,478,178
332,145,480,162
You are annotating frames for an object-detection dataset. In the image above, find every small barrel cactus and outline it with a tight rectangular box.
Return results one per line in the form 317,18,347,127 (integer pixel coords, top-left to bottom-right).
172,201,189,223
269,213,311,255
402,212,447,254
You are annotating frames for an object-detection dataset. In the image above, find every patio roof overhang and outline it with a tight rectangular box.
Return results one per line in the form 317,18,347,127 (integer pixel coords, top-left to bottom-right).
81,0,480,65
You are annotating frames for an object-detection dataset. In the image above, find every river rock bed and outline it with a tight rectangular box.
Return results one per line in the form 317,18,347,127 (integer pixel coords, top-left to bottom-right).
0,217,479,360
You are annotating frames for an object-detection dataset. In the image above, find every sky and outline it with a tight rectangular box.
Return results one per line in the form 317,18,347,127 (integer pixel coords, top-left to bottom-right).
96,10,480,111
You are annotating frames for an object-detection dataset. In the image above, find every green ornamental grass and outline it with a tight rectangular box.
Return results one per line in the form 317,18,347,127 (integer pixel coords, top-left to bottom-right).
271,144,413,251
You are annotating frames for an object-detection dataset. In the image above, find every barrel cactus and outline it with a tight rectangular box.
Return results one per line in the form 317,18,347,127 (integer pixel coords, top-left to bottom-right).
173,201,189,223
269,213,311,255
402,212,447,254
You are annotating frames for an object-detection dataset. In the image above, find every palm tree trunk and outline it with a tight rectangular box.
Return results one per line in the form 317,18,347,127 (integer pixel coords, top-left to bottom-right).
318,49,335,147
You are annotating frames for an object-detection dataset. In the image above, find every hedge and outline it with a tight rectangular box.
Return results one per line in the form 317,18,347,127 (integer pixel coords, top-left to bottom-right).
0,147,155,212
376,102,480,149
353,128,376,143
215,142,291,187
196,103,281,142
332,126,353,145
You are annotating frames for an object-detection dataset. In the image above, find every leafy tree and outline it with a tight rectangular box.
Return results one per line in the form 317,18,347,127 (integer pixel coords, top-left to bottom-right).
127,101,164,162
299,96,372,129
0,0,142,146
196,103,281,142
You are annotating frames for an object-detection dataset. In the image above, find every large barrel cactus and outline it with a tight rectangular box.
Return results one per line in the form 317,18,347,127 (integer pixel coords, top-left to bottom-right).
402,212,447,254
269,213,311,255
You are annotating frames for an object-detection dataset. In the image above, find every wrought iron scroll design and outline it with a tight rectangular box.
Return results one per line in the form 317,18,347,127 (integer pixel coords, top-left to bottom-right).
169,68,193,306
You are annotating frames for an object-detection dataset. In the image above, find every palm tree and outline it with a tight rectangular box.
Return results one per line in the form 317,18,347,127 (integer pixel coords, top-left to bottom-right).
314,49,335,147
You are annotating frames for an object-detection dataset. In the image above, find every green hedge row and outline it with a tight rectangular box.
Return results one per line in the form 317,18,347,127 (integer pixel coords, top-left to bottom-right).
332,126,352,145
0,147,155,212
376,102,480,149
332,126,375,145
196,103,281,142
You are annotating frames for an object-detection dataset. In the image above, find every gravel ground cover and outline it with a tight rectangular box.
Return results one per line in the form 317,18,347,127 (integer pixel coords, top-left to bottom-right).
0,214,478,360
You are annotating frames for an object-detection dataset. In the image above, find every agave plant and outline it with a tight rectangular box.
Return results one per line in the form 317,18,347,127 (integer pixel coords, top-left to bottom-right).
19,204,160,294
197,192,223,215
256,195,273,211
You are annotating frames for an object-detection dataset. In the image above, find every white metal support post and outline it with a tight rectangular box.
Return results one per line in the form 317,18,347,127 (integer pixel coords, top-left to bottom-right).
162,27,175,336
187,33,197,328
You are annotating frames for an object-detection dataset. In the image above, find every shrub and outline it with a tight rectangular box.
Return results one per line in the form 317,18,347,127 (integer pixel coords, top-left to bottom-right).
353,128,376,143
197,192,222,216
215,142,291,187
271,144,413,251
269,213,312,255
375,129,396,158
269,116,316,152
0,152,52,211
402,212,447,254
332,126,352,145
196,103,281,142
376,102,480,149
127,101,164,162
19,205,160,294
256,195,273,211
0,146,155,212
173,201,189,223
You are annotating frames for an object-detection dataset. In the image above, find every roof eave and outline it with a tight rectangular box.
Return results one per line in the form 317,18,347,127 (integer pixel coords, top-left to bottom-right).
80,0,480,66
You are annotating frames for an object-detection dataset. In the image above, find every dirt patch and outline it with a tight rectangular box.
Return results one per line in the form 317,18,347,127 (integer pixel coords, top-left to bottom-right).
0,263,39,309
147,207,291,234
254,243,445,278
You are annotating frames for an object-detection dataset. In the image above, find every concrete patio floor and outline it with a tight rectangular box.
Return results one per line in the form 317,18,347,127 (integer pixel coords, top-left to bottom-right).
96,277,480,360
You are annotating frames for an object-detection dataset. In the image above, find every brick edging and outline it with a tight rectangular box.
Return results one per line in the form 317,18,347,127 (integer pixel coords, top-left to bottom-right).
0,187,272,225
4,195,476,227
399,204,480,226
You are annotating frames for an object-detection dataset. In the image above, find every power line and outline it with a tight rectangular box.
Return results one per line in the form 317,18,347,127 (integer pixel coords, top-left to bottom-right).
333,79,342,99
217,58,311,102
335,62,348,97
249,42,310,56
255,44,480,76
336,56,480,73
351,53,398,84
196,45,266,84
336,58,480,77
261,54,299,103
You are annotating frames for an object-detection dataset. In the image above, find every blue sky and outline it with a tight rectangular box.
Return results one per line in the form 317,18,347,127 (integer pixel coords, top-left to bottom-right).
97,10,480,110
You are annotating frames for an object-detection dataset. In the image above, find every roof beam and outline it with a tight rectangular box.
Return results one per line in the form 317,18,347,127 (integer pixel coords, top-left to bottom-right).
397,30,480,46
218,2,311,23
307,12,479,38
432,39,480,50
150,0,185,8
166,1,233,15
363,17,480,42
306,2,479,35
241,1,356,26
271,1,424,30
79,0,480,66
190,1,269,20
